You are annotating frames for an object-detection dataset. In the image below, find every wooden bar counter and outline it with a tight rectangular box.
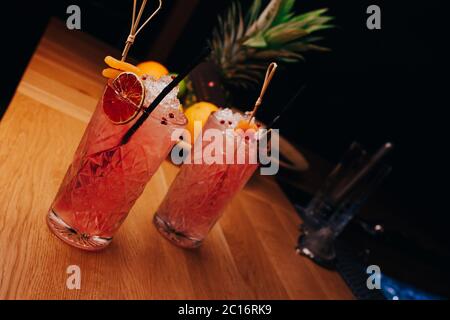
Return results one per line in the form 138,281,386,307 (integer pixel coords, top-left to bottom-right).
0,19,353,300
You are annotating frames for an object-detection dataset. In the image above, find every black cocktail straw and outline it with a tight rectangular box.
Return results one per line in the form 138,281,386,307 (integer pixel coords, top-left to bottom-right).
121,46,211,145
267,85,306,129
256,85,306,147
331,142,394,202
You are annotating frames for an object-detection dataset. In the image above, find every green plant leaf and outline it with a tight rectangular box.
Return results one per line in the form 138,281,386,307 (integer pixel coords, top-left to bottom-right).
243,33,268,48
209,0,335,88
272,0,295,25
246,0,262,26
291,8,329,23
253,49,304,61
305,24,334,33
285,41,330,52
236,3,245,40
246,0,282,37
265,27,309,45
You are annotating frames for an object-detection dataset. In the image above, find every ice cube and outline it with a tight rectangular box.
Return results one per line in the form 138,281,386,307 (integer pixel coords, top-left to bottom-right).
214,108,244,128
142,75,180,109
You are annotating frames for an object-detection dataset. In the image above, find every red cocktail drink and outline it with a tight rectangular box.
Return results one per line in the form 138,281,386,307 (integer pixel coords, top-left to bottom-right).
154,109,260,248
48,75,186,250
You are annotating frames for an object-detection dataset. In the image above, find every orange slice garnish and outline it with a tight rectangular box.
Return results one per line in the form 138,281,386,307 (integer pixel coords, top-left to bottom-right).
102,72,145,124
103,56,144,78
102,68,122,79
235,120,258,131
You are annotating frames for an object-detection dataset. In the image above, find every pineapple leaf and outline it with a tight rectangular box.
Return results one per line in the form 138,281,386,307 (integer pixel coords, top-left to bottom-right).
303,36,324,43
285,41,330,52
236,3,245,40
305,43,331,52
272,0,295,25
291,8,329,23
290,14,333,30
305,24,334,33
279,57,302,63
253,49,304,61
265,27,309,45
209,0,334,89
246,0,282,37
243,33,268,48
246,0,262,26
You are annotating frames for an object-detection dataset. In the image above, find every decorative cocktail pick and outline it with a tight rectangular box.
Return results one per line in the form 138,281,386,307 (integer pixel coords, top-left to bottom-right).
122,0,163,62
102,1,163,124
248,62,278,124
121,46,212,145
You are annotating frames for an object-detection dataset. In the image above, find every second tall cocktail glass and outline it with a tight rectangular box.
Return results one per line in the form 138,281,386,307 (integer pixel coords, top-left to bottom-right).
153,109,261,248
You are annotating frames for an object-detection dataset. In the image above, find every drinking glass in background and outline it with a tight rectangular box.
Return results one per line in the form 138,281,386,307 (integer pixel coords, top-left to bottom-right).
153,109,262,248
47,76,187,251
301,143,366,230
297,142,393,267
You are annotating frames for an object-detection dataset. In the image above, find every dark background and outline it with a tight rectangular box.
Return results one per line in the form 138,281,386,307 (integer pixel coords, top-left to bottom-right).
1,0,448,296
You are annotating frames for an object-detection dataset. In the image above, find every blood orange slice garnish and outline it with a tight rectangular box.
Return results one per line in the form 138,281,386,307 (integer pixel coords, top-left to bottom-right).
103,72,145,124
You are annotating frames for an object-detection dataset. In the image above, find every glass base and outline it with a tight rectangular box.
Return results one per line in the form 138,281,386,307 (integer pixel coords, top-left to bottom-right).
47,209,112,251
153,214,202,249
296,230,336,270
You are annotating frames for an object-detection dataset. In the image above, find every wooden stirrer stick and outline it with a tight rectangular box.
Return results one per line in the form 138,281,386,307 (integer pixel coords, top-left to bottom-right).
121,0,163,61
248,62,278,124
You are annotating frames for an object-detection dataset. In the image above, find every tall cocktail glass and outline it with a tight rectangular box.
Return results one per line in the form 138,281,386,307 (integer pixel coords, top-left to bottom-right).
153,109,260,248
48,75,187,251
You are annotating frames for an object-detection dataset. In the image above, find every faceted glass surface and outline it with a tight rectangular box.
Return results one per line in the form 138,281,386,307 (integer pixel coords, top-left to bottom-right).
48,77,186,250
154,112,259,248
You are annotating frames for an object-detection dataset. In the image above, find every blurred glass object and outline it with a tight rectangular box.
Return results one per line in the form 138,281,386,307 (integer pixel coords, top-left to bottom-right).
297,142,393,267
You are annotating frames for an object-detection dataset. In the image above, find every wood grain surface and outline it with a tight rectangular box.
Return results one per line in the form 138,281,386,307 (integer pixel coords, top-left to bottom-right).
0,19,353,300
